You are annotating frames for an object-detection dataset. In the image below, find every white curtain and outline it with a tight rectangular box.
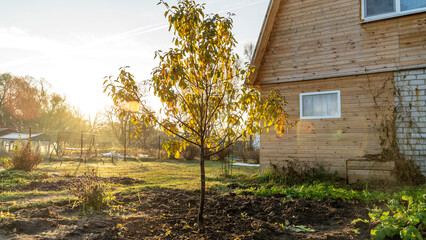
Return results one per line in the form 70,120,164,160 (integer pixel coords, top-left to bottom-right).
302,93,338,117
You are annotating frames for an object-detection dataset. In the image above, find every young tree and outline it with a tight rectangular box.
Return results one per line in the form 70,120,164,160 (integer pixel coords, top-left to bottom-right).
104,0,292,224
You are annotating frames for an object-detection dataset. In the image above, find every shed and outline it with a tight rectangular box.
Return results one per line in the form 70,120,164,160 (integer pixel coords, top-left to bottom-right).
0,132,51,157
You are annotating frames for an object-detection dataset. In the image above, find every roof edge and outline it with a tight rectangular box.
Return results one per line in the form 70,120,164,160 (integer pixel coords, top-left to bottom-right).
249,0,280,85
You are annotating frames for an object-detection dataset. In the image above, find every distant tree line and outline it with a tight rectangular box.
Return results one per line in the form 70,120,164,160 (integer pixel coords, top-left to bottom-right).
0,73,85,132
0,73,160,149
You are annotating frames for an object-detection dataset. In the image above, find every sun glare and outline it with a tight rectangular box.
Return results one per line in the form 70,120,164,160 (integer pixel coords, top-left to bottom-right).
119,101,141,113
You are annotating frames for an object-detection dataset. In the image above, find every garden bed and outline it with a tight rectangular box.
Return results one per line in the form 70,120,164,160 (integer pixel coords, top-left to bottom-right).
1,186,371,240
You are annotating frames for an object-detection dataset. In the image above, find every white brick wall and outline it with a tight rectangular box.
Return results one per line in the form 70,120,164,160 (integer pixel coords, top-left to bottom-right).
394,68,426,176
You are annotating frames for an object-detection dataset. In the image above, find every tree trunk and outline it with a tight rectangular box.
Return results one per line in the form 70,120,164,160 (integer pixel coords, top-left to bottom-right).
198,145,206,225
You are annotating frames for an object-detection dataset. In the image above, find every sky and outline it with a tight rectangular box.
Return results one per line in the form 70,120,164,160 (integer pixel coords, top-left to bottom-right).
0,0,269,118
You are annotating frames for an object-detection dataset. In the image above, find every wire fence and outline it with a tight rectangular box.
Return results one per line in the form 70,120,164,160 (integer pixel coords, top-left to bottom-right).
0,128,260,174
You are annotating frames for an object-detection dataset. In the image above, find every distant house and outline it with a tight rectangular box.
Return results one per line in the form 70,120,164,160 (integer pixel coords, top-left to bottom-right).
0,128,13,137
0,131,51,157
251,0,426,182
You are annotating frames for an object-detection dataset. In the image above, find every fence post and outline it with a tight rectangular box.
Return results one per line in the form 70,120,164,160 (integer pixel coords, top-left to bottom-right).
124,124,127,162
93,134,97,157
81,131,84,163
128,120,131,153
158,135,161,160
56,132,62,165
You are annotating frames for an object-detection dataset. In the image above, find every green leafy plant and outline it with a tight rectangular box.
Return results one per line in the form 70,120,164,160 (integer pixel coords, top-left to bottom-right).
236,183,362,201
370,195,426,240
235,183,425,204
11,140,42,172
279,220,315,233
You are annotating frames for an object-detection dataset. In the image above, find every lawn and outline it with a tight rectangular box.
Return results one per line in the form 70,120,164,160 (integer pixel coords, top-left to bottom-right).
38,158,258,190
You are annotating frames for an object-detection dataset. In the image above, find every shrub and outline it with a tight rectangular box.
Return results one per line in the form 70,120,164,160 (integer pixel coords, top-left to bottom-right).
394,157,426,186
141,148,161,159
71,169,115,212
12,141,42,172
254,163,342,186
181,145,199,160
241,148,259,163
216,148,232,161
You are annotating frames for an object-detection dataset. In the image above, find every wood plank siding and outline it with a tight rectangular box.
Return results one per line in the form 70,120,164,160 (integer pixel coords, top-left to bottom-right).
346,160,395,183
259,73,394,176
254,0,426,178
255,0,426,85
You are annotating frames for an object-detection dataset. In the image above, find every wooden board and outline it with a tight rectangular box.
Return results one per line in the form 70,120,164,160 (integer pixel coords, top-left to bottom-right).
347,160,395,171
254,0,426,84
347,170,394,183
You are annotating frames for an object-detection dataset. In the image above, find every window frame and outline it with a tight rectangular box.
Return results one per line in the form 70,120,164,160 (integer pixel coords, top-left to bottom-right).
299,90,341,120
361,0,426,23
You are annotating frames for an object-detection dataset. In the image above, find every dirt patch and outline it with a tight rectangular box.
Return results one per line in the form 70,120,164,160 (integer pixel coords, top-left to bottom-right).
14,176,144,192
0,206,115,240
115,189,371,240
1,187,372,239
106,176,145,185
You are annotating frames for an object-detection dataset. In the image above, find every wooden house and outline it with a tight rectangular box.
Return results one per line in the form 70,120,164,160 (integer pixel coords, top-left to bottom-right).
251,0,426,182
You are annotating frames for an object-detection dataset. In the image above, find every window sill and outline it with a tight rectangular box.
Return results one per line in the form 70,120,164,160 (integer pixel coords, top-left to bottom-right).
300,116,341,120
361,8,426,23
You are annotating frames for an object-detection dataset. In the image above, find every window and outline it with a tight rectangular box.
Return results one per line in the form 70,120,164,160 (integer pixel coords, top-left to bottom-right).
300,90,341,119
362,0,426,22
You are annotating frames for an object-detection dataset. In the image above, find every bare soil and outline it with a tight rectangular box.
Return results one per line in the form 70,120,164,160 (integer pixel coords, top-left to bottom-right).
0,177,373,240
13,176,144,192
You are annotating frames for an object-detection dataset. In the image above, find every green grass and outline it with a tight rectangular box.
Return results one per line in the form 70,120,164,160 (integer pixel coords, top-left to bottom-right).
38,159,258,191
0,170,48,189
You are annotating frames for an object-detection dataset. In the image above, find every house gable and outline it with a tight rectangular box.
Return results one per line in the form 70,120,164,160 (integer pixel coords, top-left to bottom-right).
250,0,280,85
252,0,426,85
